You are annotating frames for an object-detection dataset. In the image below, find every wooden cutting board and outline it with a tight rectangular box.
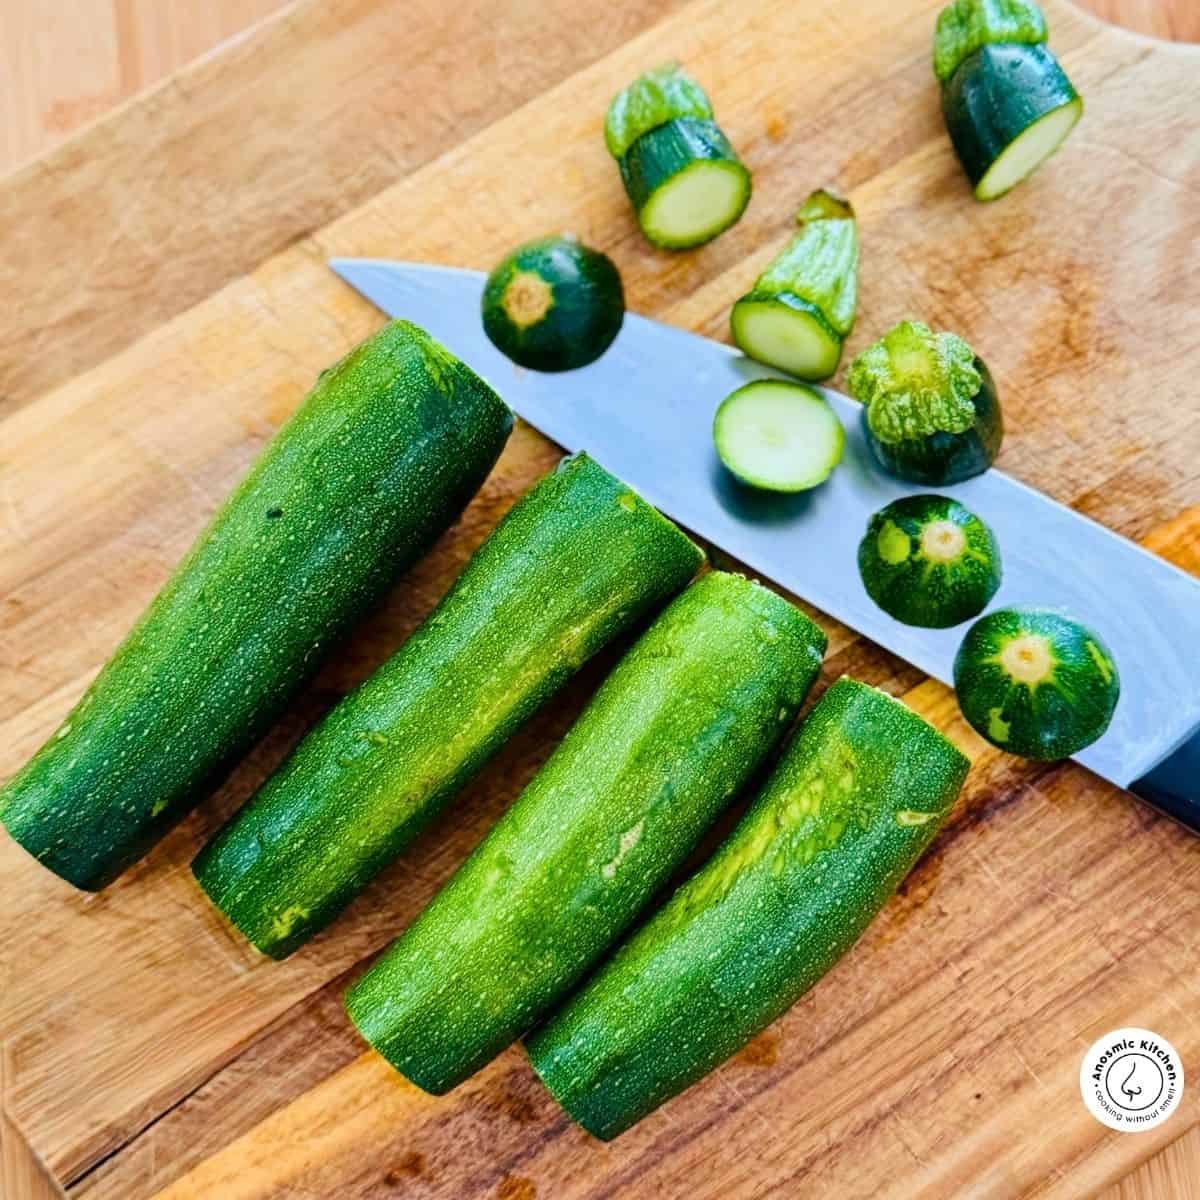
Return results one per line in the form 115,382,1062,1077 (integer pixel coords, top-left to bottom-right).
1,1,1198,1197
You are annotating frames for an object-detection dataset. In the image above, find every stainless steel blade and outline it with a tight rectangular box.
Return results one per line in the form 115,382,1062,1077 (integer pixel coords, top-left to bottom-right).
330,257,1200,792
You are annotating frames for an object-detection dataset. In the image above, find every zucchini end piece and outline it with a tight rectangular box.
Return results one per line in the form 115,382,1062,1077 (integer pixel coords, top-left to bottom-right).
731,292,843,381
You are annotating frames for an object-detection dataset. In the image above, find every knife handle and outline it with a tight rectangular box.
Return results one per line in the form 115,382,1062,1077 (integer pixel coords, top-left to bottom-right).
1128,726,1200,833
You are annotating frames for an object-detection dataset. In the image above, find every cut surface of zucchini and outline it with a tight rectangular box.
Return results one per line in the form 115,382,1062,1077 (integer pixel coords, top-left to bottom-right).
713,380,844,492
621,118,751,249
974,96,1082,199
730,293,843,381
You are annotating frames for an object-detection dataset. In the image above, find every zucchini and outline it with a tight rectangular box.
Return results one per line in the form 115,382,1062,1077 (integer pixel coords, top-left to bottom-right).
193,454,704,958
713,380,845,493
481,235,624,372
848,319,1003,485
934,1,1081,201
953,606,1119,758
527,677,969,1140
933,0,1048,83
345,572,827,1094
0,321,513,891
858,494,1001,628
730,189,858,381
606,65,751,250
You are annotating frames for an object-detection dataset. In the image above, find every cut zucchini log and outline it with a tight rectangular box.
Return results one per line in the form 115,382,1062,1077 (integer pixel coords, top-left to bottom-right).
528,677,969,1140
713,380,845,493
731,189,858,381
943,44,1081,200
606,65,750,249
934,0,1081,201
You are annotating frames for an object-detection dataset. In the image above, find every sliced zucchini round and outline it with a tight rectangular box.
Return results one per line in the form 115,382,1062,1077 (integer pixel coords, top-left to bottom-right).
620,118,751,250
482,235,624,372
953,606,1119,759
942,43,1082,201
730,291,843,382
858,494,1001,628
713,380,844,493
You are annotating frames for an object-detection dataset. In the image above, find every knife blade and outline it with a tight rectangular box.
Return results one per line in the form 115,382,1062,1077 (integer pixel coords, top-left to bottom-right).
330,257,1200,822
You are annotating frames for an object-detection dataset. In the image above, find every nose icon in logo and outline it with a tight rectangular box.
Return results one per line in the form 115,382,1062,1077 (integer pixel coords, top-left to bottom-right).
1119,1061,1143,1104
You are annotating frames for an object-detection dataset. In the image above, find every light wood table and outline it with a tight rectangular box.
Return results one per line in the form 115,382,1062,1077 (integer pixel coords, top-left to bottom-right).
1,3,1196,1198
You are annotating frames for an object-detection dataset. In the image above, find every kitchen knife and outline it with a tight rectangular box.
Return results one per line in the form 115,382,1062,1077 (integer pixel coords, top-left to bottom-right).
330,258,1200,829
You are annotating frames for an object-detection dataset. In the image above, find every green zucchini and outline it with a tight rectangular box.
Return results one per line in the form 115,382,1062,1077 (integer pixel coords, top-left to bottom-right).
345,572,826,1094
935,1,1081,201
858,494,1001,628
953,606,1119,759
848,319,1003,485
481,235,624,372
606,65,751,249
730,189,858,381
193,454,704,958
527,677,969,1140
0,322,513,891
713,380,845,493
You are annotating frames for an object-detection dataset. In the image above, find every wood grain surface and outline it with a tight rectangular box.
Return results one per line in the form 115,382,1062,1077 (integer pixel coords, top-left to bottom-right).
1,1,1198,1198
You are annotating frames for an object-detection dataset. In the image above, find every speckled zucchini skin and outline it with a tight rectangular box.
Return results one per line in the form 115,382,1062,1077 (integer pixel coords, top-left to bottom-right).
954,606,1119,758
527,677,969,1140
481,236,624,372
345,572,826,1093
0,321,513,891
194,454,704,957
863,357,1003,486
858,494,1001,628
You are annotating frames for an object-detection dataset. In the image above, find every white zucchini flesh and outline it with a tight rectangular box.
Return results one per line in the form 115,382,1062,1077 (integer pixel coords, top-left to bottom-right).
731,300,842,381
641,162,748,247
713,380,845,493
976,98,1082,199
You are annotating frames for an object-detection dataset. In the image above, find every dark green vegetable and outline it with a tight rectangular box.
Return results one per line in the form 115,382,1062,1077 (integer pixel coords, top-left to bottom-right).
858,494,1001,628
194,454,703,958
0,321,513,891
935,1,1082,201
713,380,844,492
606,65,751,249
527,677,969,1140
849,320,1002,485
481,235,624,372
730,189,859,381
345,572,826,1094
954,606,1119,759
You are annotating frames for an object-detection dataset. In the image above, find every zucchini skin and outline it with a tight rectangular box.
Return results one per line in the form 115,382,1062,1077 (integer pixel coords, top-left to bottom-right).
481,236,624,372
0,322,513,891
619,118,751,249
863,357,1003,485
345,572,826,1093
527,678,969,1140
942,43,1080,197
858,494,1001,628
954,606,1119,759
194,454,704,958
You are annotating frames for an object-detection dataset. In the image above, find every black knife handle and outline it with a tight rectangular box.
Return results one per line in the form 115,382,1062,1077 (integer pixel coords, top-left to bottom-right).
1128,726,1200,833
